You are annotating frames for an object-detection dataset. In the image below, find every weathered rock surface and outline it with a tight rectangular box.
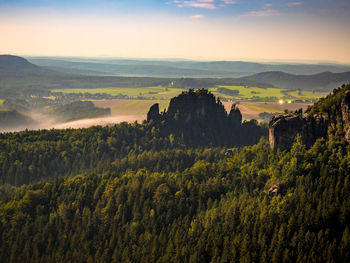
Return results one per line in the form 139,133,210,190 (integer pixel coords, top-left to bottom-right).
228,104,242,125
269,114,328,151
147,103,160,122
146,89,267,146
270,89,350,150
341,90,350,142
147,89,240,128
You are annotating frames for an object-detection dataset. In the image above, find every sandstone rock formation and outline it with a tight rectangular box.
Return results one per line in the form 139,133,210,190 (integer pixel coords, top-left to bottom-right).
146,89,267,146
269,114,328,151
341,90,350,142
147,103,160,122
228,104,242,125
270,88,350,150
147,89,237,128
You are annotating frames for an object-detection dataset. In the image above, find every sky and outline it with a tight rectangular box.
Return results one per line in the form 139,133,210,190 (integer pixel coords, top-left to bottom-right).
1,0,350,63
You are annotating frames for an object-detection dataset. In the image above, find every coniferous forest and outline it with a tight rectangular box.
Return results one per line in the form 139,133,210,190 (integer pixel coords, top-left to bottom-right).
0,88,350,262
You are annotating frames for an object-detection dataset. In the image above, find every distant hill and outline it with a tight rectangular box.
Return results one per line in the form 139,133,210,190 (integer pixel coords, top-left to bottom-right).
0,55,172,97
1,55,350,98
0,109,34,131
241,71,350,91
49,101,111,122
28,58,233,77
0,55,50,76
28,57,350,77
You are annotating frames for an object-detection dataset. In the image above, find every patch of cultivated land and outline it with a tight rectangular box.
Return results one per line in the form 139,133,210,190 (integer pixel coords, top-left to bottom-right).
94,99,169,116
222,101,313,120
52,86,325,102
42,96,55,100
211,85,324,100
51,87,183,99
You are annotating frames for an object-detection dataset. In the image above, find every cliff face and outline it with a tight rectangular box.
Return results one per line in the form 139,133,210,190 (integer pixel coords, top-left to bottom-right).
341,90,350,142
269,87,350,150
269,114,328,151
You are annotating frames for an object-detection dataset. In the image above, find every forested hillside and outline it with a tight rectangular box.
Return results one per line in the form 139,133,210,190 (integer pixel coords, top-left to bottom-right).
0,136,349,262
0,87,350,262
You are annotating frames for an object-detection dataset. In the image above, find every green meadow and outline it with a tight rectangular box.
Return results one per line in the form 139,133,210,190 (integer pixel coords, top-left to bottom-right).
285,90,322,99
211,86,284,98
42,96,56,100
51,87,182,99
211,85,324,100
51,85,324,103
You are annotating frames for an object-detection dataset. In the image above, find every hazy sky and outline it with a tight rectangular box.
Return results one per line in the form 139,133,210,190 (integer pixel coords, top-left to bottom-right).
1,0,350,63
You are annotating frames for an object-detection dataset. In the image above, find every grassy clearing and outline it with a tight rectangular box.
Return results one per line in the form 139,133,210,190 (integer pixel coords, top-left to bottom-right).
51,87,183,99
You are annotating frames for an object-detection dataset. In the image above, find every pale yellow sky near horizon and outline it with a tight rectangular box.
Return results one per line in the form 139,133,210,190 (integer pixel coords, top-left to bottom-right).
1,12,350,64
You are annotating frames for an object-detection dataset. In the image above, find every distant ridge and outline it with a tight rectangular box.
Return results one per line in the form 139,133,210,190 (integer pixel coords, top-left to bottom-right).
241,71,350,91
0,55,349,95
28,57,350,78
0,55,52,75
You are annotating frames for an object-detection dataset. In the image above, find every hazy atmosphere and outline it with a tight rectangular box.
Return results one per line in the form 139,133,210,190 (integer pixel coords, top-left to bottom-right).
1,1,350,263
1,0,350,63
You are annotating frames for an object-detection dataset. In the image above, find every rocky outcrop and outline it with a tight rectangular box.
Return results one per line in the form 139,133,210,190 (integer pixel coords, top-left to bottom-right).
147,89,236,127
228,104,242,125
269,88,350,150
269,114,328,151
341,90,350,142
147,103,160,122
146,89,267,146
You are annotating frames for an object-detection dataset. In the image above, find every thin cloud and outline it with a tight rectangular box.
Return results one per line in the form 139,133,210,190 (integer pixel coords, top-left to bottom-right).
174,0,216,9
221,0,236,4
191,14,205,19
241,9,281,17
287,2,303,7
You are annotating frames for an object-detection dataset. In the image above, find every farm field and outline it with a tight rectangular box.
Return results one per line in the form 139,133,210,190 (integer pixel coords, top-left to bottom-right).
42,96,55,100
94,99,169,116
51,87,182,99
285,90,323,99
211,85,325,100
52,86,325,102
94,99,313,123
229,102,313,120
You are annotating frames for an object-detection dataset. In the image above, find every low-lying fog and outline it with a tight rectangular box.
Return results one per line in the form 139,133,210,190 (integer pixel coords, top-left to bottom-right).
0,112,146,133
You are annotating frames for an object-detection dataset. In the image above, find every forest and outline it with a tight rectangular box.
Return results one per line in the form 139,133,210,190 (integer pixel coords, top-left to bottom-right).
0,86,349,262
